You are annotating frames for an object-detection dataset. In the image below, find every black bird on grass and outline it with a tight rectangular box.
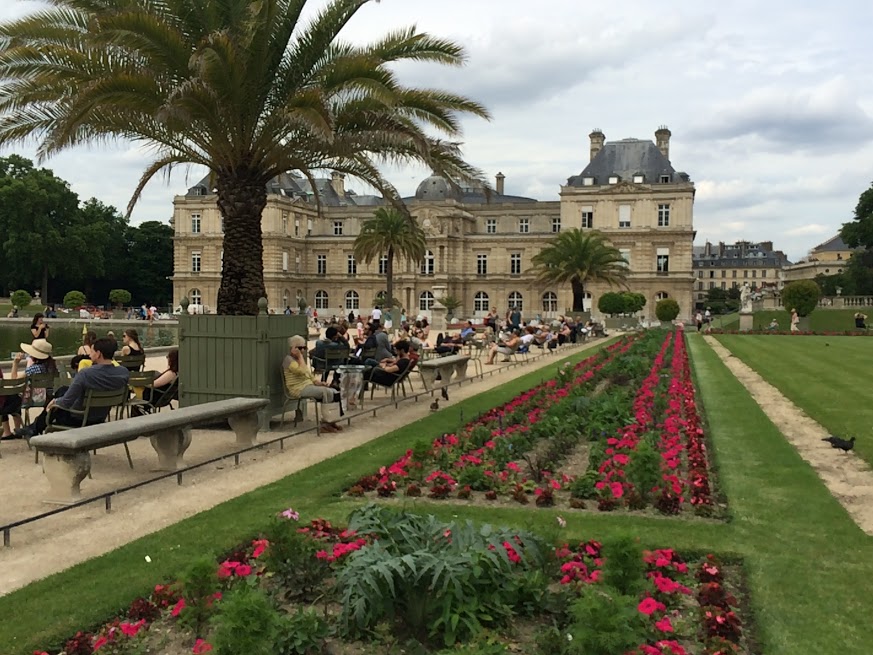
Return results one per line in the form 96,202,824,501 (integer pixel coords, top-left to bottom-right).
822,435,856,453
430,399,439,412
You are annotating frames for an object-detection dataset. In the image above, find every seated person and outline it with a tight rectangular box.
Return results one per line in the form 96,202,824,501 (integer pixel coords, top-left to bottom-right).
854,312,867,329
371,324,395,364
459,320,476,342
2,339,58,439
767,319,779,331
309,326,346,372
529,325,549,346
133,349,179,416
14,338,129,439
485,330,521,365
435,332,464,355
283,335,343,433
365,340,412,387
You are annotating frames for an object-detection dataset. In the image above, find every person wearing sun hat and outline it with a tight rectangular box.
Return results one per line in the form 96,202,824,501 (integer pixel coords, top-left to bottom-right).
1,339,58,440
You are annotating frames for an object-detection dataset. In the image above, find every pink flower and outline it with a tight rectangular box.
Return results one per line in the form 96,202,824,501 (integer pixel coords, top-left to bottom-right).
609,482,624,499
280,508,300,521
193,638,213,653
93,636,109,651
251,539,269,558
171,598,186,617
637,596,665,616
235,564,253,577
655,616,674,632
119,619,146,637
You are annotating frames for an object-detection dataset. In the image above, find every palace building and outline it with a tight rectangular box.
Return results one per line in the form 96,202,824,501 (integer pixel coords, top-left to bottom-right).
172,127,695,321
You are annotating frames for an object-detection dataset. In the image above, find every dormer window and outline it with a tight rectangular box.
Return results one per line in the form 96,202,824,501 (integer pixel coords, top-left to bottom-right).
633,175,644,184
582,177,594,186
608,176,619,184
660,174,671,183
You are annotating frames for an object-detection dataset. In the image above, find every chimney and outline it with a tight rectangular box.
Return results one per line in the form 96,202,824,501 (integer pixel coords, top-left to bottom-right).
589,129,605,161
330,171,345,196
495,172,505,195
655,125,671,160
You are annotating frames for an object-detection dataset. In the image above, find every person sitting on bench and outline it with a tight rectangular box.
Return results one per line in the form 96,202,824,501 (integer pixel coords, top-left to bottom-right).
14,337,130,439
365,340,412,387
283,335,343,433
855,312,868,330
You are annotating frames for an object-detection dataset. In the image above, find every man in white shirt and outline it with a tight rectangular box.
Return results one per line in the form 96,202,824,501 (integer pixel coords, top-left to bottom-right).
371,305,383,328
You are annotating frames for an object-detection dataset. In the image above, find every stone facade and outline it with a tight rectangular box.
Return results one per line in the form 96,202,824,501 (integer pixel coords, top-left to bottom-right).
172,128,696,321
692,241,790,305
782,234,859,283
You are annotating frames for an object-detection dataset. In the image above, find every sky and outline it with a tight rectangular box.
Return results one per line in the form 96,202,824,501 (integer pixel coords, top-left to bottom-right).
2,0,873,261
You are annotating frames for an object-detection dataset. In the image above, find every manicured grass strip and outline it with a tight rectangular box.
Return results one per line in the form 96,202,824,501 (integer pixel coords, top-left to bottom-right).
687,333,873,655
713,334,873,467
0,344,615,655
744,308,873,331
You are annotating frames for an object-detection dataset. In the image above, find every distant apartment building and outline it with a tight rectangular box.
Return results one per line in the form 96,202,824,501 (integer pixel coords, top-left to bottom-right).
782,234,859,283
173,127,695,320
692,241,790,305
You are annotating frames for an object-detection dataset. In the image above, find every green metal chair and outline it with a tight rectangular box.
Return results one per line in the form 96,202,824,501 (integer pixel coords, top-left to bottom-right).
311,346,350,381
116,354,146,372
22,373,60,426
125,370,157,417
0,378,26,459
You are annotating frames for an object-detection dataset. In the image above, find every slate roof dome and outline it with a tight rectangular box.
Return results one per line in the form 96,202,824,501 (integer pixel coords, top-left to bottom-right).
415,174,461,201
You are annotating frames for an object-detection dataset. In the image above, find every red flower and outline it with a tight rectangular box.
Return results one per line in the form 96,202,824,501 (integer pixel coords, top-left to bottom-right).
654,616,674,632
637,596,666,616
192,639,213,653
170,598,186,617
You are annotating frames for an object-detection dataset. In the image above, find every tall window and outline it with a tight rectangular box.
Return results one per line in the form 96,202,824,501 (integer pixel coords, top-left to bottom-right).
510,253,522,275
191,251,201,273
619,248,631,268
379,255,388,275
315,290,329,309
752,270,757,278
762,270,767,278
518,217,529,234
189,289,202,305
282,211,288,234
581,207,593,229
474,291,489,312
191,213,201,234
421,250,435,275
551,217,561,233
476,254,488,276
282,251,288,272
486,218,497,234
317,254,327,275
656,254,669,273
508,291,523,310
542,292,558,313
294,218,299,237
419,291,435,311
333,221,344,236
657,204,671,227
345,290,359,310
732,270,737,278
618,204,631,228
347,254,357,275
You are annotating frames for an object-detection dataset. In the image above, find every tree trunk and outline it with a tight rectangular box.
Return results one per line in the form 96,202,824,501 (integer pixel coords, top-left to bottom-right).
41,264,48,306
215,168,268,315
386,246,395,314
571,278,585,312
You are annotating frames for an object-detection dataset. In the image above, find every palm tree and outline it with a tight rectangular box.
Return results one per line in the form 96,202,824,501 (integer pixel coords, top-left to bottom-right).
354,207,426,316
532,230,628,312
0,0,490,315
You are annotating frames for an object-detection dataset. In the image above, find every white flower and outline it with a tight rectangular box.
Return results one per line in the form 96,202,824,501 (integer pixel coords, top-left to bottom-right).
556,516,567,528
566,633,573,642
144,555,152,563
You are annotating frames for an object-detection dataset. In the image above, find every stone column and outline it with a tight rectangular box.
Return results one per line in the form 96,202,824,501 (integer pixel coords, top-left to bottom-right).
150,427,193,470
431,284,448,334
228,412,260,446
42,451,91,503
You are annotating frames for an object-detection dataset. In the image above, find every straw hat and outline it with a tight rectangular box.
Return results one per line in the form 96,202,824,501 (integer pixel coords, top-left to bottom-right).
21,339,53,360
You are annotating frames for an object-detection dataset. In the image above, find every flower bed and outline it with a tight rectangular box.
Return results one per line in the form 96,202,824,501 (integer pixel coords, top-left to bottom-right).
349,330,720,517
35,506,751,655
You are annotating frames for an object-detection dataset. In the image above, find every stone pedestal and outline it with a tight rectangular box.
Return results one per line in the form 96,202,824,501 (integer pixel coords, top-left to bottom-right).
150,427,193,470
228,412,260,446
739,312,754,332
430,301,448,336
42,452,91,503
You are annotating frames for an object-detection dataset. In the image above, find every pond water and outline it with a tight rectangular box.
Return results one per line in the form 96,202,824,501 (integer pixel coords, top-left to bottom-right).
0,322,178,358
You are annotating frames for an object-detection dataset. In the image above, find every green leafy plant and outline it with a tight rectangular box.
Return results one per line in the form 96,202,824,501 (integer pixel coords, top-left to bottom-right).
108,288,132,307
211,586,283,655
597,291,626,316
600,536,644,597
623,436,661,503
177,557,220,637
564,585,648,655
655,298,680,322
261,518,331,602
10,289,31,310
569,471,600,500
621,292,646,314
63,289,86,309
781,279,821,317
275,608,330,655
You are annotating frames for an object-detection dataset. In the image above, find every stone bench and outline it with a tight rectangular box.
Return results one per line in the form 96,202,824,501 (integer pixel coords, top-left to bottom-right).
30,397,269,502
418,354,471,391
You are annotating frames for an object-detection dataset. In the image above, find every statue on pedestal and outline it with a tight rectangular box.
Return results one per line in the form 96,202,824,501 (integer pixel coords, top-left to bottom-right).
740,282,753,314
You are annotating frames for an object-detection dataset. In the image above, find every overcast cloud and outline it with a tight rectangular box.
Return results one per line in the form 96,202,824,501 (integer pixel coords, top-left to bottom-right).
2,0,873,260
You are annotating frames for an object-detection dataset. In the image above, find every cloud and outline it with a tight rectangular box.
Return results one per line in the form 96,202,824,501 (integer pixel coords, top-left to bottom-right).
785,224,830,236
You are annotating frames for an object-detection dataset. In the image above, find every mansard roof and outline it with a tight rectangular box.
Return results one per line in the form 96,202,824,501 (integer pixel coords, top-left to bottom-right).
566,138,688,186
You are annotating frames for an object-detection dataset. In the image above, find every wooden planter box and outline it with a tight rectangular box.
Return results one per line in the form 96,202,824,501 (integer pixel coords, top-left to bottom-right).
178,308,307,429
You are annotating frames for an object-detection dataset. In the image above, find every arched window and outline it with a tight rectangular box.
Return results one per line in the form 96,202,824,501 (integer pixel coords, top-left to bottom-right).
508,291,523,311
379,255,388,275
421,250,435,276
474,291,490,312
655,292,670,301
419,291,435,311
189,289,202,306
345,290,360,311
542,292,558,313
315,290,329,310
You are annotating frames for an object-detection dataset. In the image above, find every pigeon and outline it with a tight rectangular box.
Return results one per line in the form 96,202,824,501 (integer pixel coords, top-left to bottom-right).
822,436,855,453
430,399,439,412
441,387,449,401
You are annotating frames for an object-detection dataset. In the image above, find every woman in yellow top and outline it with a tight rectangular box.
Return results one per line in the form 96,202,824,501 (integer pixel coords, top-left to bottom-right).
283,335,343,433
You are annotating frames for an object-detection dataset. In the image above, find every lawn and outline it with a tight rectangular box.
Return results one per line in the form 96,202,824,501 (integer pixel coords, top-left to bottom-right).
4,333,873,654
713,334,873,466
746,307,872,331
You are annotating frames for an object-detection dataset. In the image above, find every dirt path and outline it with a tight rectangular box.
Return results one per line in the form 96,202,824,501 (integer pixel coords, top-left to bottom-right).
704,336,873,536
0,342,602,595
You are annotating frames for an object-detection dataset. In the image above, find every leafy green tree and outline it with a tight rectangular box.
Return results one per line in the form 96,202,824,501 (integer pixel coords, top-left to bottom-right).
841,181,873,249
621,292,646,314
63,290,86,309
125,221,174,306
10,289,31,310
0,0,490,315
655,298,680,322
532,230,628,312
354,208,427,314
781,280,820,317
598,292,625,316
109,289,132,307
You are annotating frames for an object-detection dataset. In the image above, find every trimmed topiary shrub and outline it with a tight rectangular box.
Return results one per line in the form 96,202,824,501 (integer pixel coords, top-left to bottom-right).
655,298,680,322
597,292,626,317
63,290,86,309
781,279,820,317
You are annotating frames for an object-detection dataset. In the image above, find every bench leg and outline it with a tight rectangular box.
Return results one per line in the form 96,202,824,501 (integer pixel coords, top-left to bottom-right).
454,361,468,381
42,451,91,503
149,427,192,471
419,368,437,392
228,412,259,446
